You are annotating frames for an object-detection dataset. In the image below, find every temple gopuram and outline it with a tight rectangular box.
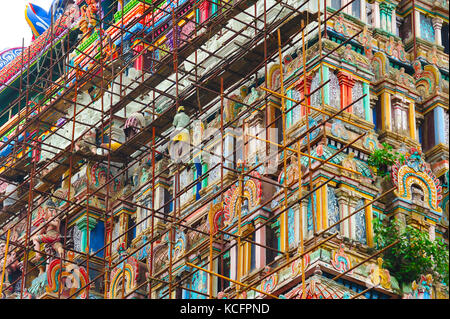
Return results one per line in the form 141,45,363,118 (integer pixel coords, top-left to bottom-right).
0,0,448,300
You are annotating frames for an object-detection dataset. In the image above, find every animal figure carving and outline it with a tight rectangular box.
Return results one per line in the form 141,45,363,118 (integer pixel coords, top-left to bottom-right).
369,258,391,289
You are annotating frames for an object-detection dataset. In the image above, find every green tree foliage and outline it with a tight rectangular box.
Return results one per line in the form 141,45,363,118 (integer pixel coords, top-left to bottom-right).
373,217,449,286
368,143,405,178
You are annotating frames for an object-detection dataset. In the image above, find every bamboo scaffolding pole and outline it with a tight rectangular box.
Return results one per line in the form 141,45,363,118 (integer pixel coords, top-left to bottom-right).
0,229,11,296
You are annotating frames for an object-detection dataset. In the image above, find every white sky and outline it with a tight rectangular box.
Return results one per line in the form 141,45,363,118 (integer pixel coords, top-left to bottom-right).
0,0,54,51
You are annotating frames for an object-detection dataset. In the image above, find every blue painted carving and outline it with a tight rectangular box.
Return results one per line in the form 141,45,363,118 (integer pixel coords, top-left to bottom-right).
352,82,365,118
355,199,366,244
307,193,316,231
190,268,207,299
288,207,295,247
420,14,435,43
331,119,349,140
329,71,341,109
0,48,23,71
327,186,340,233
301,116,321,145
25,0,69,38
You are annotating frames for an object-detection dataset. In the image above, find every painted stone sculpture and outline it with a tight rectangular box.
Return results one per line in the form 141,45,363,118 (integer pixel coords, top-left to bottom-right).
404,274,434,299
170,106,191,163
331,244,351,273
31,200,64,264
369,258,391,289
46,251,89,299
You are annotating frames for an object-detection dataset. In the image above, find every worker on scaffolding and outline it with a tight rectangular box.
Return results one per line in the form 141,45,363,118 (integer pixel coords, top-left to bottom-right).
169,106,190,164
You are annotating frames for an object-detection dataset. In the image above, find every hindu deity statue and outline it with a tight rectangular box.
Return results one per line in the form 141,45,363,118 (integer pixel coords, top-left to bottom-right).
31,200,64,264
84,0,99,29
341,152,358,178
78,0,98,36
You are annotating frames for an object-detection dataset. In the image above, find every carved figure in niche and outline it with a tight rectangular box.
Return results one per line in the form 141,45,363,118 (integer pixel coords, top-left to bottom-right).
341,44,354,63
77,11,89,36
74,128,97,154
245,87,262,105
124,112,146,141
359,26,373,59
84,0,98,29
413,60,422,78
396,67,414,88
330,120,349,140
333,13,348,36
404,274,434,299
369,257,391,289
427,45,441,66
31,200,64,264
65,3,81,29
385,36,395,56
224,94,243,122
341,152,358,177
395,40,407,62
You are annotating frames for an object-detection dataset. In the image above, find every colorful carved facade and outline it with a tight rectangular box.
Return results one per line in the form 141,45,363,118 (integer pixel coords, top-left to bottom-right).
0,0,448,301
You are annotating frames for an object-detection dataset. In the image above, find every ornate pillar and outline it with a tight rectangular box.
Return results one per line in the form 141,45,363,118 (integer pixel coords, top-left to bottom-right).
337,72,355,113
361,0,367,24
409,101,417,140
391,97,403,133
434,106,446,145
373,1,380,29
363,82,371,122
340,197,350,239
230,243,237,281
321,183,328,230
254,220,266,269
380,3,387,31
432,17,443,46
315,187,322,232
365,199,374,247
336,190,349,238
301,198,311,240
391,9,396,35
295,75,312,116
76,216,98,253
380,91,392,131
348,198,357,241
414,10,421,38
